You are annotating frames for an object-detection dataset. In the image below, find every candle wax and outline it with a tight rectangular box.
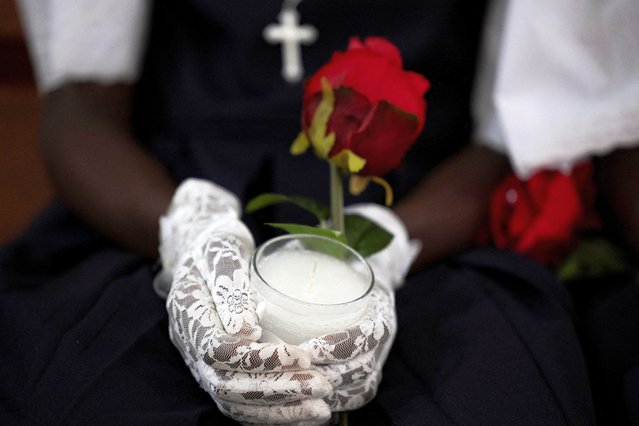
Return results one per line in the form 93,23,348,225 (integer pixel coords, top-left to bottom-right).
257,249,369,304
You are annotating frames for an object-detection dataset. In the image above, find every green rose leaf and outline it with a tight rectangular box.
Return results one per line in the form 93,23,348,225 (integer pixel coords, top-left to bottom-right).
557,237,637,282
245,193,330,223
265,223,349,258
247,197,395,258
344,213,393,257
266,223,345,241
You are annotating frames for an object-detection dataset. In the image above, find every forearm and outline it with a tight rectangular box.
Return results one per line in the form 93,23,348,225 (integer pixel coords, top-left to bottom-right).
41,83,176,257
597,146,639,257
394,144,510,268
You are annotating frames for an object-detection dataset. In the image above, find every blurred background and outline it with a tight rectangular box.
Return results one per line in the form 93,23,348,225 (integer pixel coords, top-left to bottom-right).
0,0,52,244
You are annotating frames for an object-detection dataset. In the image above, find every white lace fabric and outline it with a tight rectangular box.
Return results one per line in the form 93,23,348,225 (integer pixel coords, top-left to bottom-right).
303,286,397,412
168,260,333,424
160,180,410,424
162,179,334,424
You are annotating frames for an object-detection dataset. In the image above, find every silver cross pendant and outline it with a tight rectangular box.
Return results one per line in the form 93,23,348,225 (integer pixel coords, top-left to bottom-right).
263,0,318,83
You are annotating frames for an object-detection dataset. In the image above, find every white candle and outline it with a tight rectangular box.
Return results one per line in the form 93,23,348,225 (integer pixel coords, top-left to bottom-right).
257,250,369,304
251,235,373,345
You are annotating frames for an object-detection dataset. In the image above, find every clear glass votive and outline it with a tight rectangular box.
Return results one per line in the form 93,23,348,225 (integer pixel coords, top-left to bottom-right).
251,234,374,345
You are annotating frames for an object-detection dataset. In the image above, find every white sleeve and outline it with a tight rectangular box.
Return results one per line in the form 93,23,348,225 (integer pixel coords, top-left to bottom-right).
16,0,151,93
473,0,639,177
472,0,509,156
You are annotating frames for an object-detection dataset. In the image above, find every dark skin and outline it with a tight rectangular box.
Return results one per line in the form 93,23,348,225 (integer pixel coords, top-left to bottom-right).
40,82,510,268
395,144,510,267
597,147,639,257
41,83,175,257
39,82,639,269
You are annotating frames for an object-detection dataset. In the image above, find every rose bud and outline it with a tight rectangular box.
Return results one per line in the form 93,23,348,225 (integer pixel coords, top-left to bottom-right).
291,37,430,204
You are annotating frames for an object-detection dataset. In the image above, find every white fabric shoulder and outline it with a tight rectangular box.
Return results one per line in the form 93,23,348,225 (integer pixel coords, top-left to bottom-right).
473,0,639,177
16,0,151,93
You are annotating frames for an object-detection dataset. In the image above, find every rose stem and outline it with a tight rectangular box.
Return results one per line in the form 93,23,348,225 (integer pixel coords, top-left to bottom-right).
340,412,349,426
330,164,348,426
330,163,345,234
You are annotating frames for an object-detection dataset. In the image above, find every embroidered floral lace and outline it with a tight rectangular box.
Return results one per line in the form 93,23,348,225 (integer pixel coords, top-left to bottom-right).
160,179,401,424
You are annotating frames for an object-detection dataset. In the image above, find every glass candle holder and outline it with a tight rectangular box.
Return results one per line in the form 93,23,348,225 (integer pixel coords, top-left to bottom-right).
251,234,374,345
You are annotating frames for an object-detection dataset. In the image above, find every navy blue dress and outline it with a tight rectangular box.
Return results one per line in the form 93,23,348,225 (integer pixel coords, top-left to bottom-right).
1,0,635,424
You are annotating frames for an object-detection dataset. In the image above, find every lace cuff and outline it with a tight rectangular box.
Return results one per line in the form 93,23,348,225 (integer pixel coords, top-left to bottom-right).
159,179,253,273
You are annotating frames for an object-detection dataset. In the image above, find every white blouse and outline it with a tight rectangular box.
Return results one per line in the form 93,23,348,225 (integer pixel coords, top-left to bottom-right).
474,0,639,176
16,0,639,177
16,0,150,92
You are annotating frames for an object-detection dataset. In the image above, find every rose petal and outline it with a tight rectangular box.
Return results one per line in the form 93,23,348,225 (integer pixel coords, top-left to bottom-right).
304,41,428,121
323,87,372,150
337,100,420,176
301,37,428,178
348,36,403,66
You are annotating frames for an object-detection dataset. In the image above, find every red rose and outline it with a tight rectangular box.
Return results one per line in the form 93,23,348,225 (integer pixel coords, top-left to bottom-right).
292,37,430,178
487,162,600,266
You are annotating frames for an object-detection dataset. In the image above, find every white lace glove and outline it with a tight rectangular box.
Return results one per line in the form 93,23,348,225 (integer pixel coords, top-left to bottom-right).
160,179,332,425
345,203,422,291
300,204,420,413
299,286,394,412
